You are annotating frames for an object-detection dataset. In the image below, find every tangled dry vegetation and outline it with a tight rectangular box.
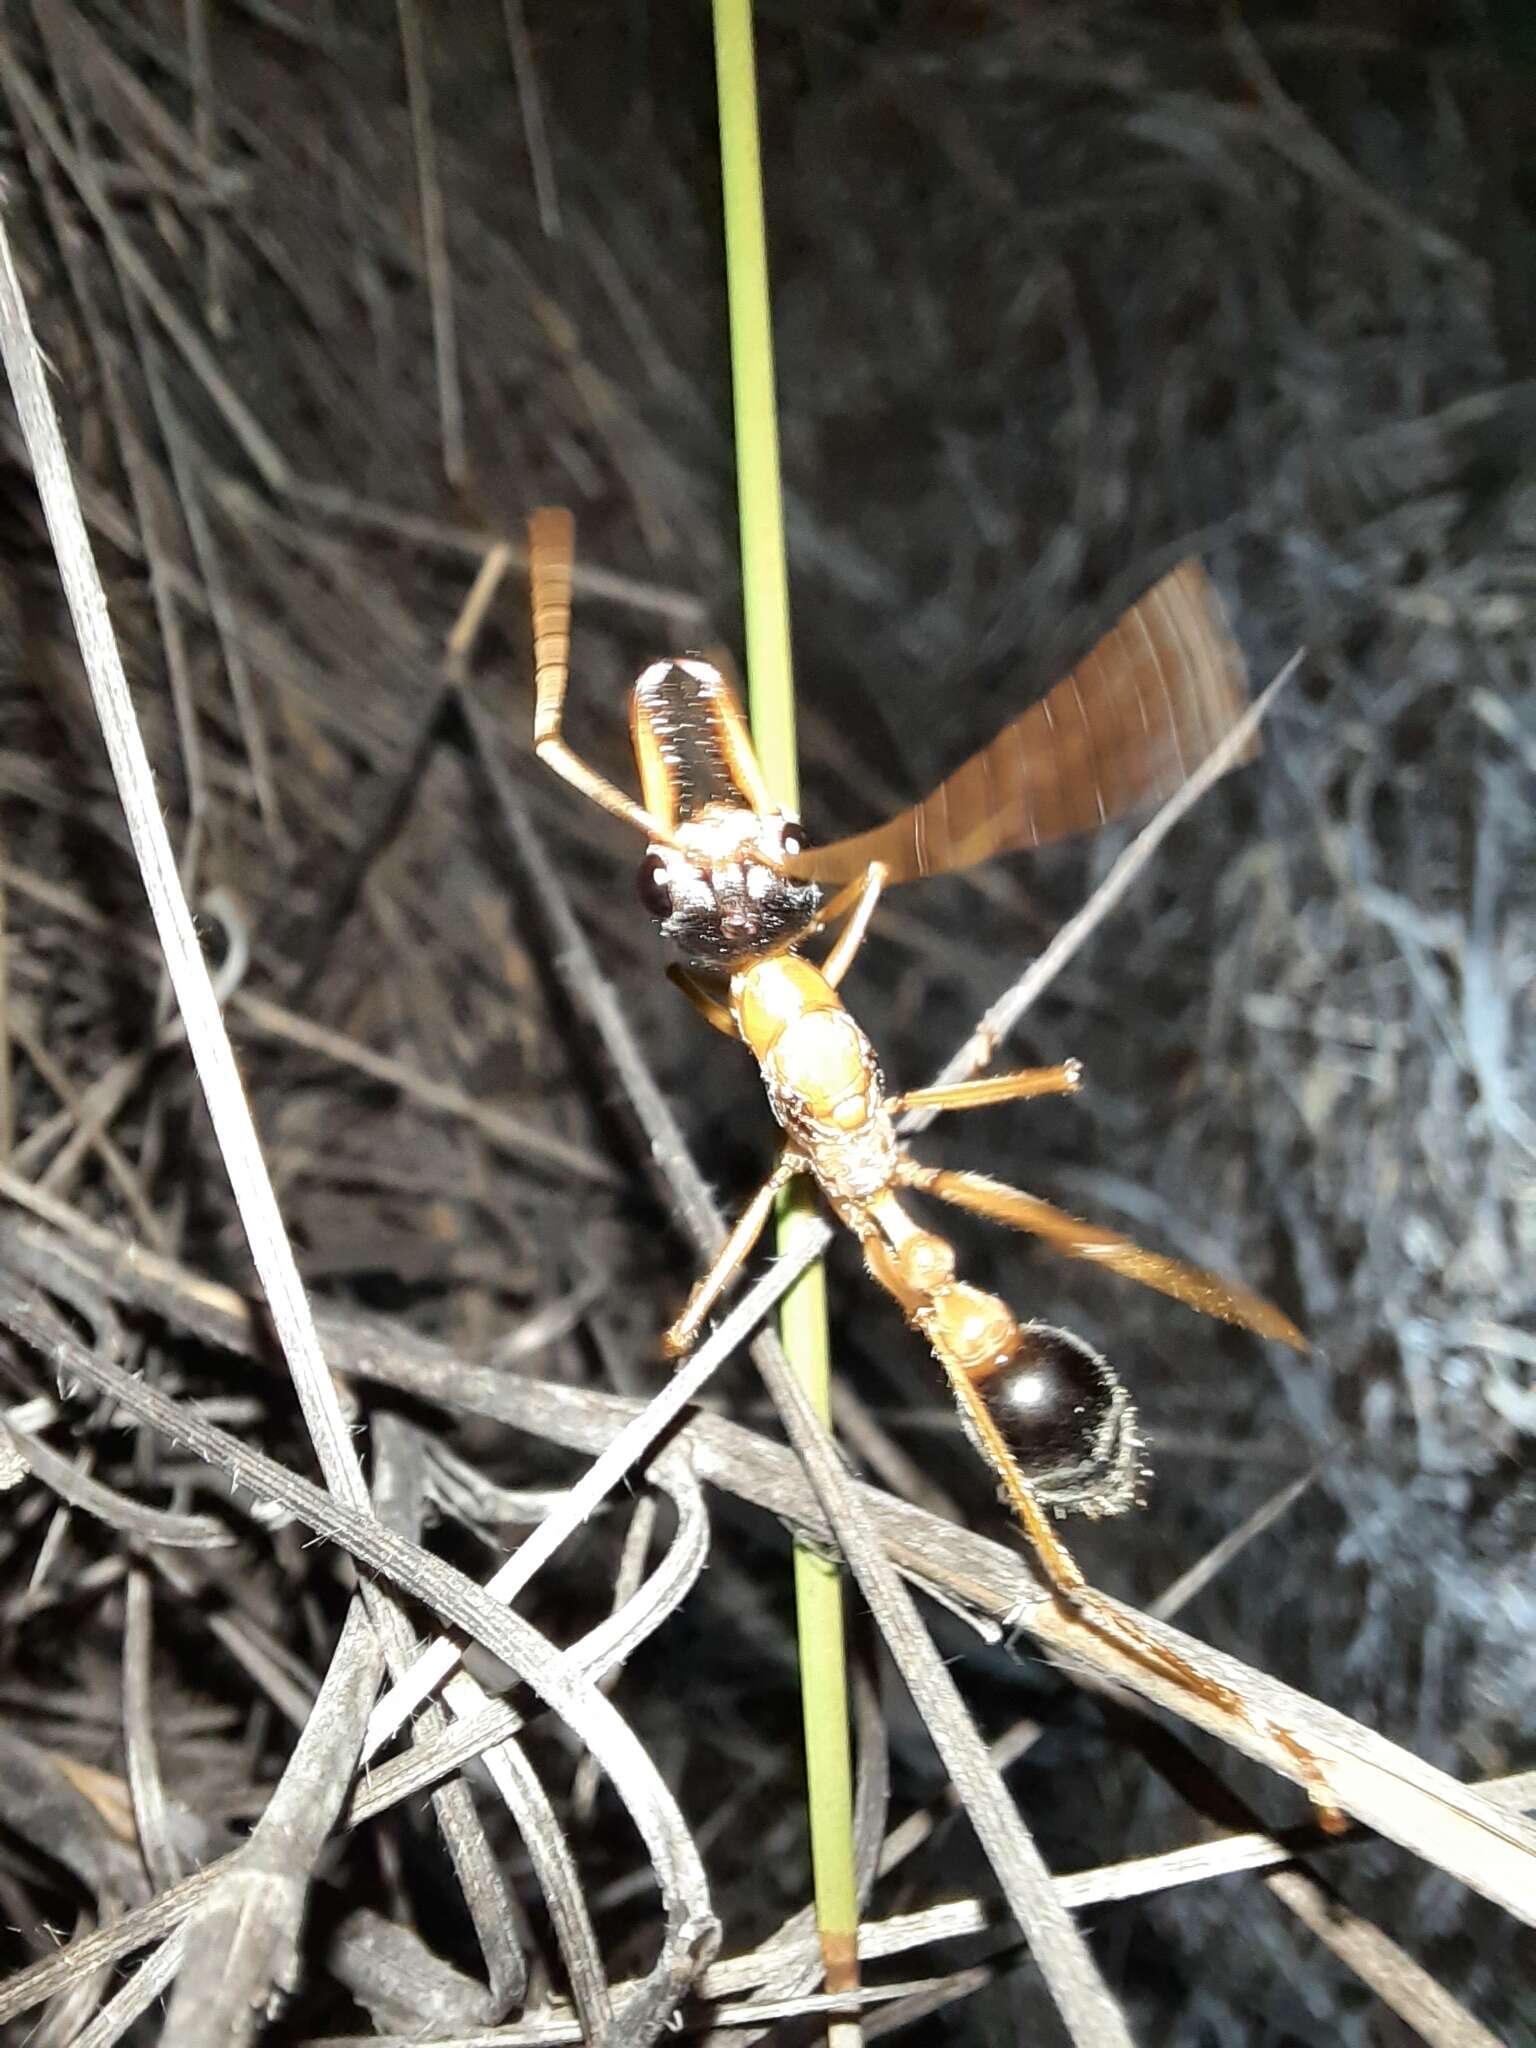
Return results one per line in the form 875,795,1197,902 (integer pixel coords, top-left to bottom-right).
0,4,1531,2043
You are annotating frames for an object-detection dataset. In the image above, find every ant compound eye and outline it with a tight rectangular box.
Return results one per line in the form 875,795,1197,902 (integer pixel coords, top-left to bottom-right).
780,819,809,858
636,855,674,918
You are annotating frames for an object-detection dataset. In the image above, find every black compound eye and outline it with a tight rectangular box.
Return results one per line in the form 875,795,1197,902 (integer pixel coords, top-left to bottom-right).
636,855,674,918
780,819,809,858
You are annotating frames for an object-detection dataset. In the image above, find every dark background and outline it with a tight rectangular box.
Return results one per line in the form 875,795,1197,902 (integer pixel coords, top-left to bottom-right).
0,3,1531,2041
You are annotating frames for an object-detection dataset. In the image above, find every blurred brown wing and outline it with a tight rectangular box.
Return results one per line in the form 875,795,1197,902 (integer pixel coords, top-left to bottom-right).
788,560,1254,887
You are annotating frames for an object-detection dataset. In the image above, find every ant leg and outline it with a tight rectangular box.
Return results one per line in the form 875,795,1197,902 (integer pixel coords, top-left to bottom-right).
528,508,671,838
890,1061,1083,1116
662,1156,801,1358
797,873,864,941
929,1332,1344,1829
858,1227,931,1319
818,861,887,988
666,963,737,1038
896,1158,1305,1349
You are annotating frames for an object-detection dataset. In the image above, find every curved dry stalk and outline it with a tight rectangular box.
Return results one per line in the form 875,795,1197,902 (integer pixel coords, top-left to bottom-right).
5,1185,1532,1940
0,218,719,2032
0,19,1525,2041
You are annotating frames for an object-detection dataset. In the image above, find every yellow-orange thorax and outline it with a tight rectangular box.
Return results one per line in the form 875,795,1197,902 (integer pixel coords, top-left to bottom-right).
729,955,897,1207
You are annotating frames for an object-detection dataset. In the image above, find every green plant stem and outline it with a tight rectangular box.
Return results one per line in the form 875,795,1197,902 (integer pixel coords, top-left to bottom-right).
713,0,798,800
712,0,861,2008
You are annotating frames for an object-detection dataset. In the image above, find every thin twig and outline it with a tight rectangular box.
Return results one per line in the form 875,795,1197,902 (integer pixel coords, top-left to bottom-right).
0,1280,723,2015
904,655,1303,1118
5,1180,1533,1935
501,0,561,238
396,0,467,487
181,0,229,335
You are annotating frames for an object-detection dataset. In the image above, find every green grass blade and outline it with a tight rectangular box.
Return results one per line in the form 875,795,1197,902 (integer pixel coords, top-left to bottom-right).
712,0,861,2011
713,0,799,808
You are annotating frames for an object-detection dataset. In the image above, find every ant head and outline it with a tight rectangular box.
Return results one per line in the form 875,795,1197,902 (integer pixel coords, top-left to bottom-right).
636,807,822,968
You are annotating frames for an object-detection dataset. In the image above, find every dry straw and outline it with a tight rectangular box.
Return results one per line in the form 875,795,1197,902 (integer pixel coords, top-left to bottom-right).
0,9,1531,2046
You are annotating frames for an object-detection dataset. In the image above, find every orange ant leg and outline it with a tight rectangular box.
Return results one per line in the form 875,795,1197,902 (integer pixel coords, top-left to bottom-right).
666,963,737,1038
816,861,887,988
662,1155,802,1358
919,1322,1344,1829
528,508,673,839
890,1061,1083,1117
897,1159,1306,1349
878,1175,1339,1824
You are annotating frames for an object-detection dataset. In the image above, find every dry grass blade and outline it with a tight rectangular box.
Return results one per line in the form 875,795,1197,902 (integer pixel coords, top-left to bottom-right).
121,1568,182,1895
1,51,290,489
441,1683,611,2039
1146,1470,1315,1623
370,1414,531,2020
0,9,1528,2040
231,988,622,1188
501,0,562,238
0,190,370,1524
365,1248,807,1756
6,1171,1532,1939
0,1413,232,1547
159,1599,383,2048
1259,1865,1505,2048
396,0,467,487
0,194,717,2034
0,1281,723,2007
345,1280,1536,1925
65,1927,185,2048
0,1364,715,2030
